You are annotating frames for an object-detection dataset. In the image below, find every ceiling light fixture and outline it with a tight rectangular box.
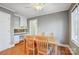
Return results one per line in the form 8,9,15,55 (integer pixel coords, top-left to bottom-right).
32,3,45,11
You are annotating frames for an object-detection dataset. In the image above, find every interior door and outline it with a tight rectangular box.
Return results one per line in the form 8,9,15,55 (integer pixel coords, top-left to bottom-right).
29,19,38,35
0,11,11,51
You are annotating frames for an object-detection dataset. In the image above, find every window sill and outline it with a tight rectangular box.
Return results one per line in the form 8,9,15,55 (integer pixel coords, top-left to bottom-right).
71,40,79,47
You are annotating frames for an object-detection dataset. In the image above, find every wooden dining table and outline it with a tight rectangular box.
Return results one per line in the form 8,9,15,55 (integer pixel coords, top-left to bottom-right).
0,35,73,55
33,35,73,55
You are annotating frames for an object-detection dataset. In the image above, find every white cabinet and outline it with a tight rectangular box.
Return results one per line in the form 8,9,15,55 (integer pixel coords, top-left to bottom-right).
14,16,27,28
14,35,21,44
0,11,11,51
20,16,27,27
13,16,27,44
14,16,20,28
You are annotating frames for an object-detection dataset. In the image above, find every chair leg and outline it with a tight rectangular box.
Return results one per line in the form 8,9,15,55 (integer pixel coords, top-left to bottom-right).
33,50,34,55
55,45,57,55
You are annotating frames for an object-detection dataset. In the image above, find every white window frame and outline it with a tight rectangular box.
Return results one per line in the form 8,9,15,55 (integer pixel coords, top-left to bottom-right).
71,4,79,47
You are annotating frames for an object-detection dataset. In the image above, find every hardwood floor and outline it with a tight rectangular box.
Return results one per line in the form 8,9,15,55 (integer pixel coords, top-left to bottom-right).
0,39,73,55
0,40,26,55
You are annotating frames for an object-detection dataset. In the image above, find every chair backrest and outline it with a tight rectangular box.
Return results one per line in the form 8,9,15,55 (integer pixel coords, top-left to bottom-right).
37,32,45,36
35,36,48,55
26,35,35,48
48,33,57,42
25,35,35,55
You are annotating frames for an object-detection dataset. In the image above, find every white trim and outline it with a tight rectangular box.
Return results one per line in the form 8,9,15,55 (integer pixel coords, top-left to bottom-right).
57,44,74,55
71,4,79,48
67,45,74,55
9,44,15,48
0,4,15,12
70,4,78,12
71,40,79,47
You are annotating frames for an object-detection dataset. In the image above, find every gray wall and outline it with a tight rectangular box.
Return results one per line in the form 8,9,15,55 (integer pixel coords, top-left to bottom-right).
0,7,27,45
0,7,15,45
28,11,69,44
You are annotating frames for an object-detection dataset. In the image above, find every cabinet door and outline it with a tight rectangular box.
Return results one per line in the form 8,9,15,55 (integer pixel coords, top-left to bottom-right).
14,35,20,44
20,16,27,27
14,16,20,28
0,11,11,51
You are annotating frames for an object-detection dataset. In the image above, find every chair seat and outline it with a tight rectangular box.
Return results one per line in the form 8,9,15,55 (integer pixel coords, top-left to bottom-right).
48,46,53,55
48,44,56,55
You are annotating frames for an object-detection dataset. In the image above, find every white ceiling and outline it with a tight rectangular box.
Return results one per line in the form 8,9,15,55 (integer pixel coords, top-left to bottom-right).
0,3,71,18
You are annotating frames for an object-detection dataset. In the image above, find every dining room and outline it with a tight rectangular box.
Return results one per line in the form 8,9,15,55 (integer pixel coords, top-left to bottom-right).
0,3,78,55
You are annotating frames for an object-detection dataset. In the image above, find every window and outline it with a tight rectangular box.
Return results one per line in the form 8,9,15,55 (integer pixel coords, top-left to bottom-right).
71,4,79,46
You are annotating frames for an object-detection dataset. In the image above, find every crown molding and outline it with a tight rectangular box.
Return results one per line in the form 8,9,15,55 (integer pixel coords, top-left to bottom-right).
0,4,15,12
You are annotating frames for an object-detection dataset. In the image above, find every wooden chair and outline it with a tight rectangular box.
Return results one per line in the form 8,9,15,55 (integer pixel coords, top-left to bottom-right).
25,35,35,55
47,33,57,55
37,32,45,36
35,36,48,55
49,43,73,55
48,43,57,55
48,33,57,42
57,45,73,55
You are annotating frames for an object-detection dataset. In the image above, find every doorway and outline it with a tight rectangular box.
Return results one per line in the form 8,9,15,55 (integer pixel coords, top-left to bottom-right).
29,19,38,35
